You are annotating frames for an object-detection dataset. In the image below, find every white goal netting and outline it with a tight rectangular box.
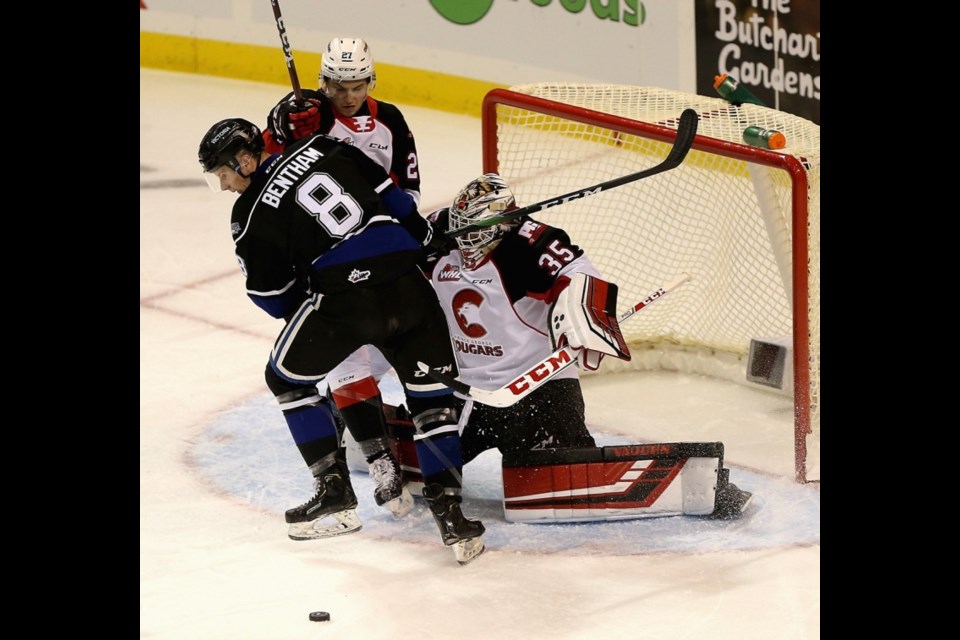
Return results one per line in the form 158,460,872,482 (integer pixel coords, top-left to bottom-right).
484,84,820,482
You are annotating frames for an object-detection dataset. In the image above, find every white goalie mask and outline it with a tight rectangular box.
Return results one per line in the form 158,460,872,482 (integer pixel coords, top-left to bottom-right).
449,173,518,270
320,37,377,94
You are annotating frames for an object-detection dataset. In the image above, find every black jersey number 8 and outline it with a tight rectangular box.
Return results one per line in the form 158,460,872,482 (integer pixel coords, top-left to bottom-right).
297,173,364,238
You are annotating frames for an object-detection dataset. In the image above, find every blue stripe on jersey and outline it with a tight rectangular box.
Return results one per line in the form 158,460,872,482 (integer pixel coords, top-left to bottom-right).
379,185,417,218
312,224,420,270
405,385,456,399
248,287,302,319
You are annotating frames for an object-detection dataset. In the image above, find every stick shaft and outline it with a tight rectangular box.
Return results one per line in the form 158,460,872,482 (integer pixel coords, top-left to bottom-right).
269,0,304,102
446,108,699,239
418,273,691,408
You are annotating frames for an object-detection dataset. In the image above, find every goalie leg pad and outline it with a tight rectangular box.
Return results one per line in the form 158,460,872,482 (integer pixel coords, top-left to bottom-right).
548,273,631,368
501,443,728,522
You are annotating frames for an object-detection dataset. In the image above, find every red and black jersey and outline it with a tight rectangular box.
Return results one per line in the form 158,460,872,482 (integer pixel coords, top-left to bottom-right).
264,89,421,204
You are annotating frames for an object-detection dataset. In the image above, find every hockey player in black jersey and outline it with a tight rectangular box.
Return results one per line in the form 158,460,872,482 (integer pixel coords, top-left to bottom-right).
198,118,484,564
263,37,422,519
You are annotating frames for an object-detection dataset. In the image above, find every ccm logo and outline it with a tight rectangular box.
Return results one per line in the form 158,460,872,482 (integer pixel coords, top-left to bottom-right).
506,350,573,395
541,187,602,210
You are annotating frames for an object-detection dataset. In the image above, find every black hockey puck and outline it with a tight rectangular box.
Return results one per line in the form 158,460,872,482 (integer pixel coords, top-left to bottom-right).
309,611,330,622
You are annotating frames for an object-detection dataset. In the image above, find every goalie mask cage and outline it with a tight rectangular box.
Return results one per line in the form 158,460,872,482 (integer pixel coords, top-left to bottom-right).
482,84,820,484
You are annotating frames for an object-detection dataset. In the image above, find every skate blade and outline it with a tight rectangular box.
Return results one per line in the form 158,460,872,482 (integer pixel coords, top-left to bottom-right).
384,487,414,518
288,509,362,540
453,536,485,565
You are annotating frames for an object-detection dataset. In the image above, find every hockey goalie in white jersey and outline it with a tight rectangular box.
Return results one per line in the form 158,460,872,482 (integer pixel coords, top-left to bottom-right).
424,173,620,465
414,173,752,522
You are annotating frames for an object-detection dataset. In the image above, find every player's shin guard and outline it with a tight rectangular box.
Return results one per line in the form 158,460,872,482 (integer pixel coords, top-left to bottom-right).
275,387,340,469
411,407,463,489
331,376,388,442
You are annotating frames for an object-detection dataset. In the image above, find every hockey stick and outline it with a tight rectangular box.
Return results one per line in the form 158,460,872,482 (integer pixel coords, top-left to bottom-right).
269,0,305,102
446,108,700,239
418,273,691,408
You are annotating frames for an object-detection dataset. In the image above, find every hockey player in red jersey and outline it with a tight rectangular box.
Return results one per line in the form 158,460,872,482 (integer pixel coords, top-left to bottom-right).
198,118,484,564
263,37,422,518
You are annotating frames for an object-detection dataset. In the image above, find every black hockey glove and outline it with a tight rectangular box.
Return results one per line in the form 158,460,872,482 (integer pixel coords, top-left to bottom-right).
420,208,456,258
423,218,458,259
269,98,322,146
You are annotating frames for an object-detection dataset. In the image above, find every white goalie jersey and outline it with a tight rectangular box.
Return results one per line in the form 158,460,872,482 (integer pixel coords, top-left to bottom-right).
425,215,600,389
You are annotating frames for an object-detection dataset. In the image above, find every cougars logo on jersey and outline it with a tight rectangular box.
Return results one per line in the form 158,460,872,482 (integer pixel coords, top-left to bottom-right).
452,289,487,338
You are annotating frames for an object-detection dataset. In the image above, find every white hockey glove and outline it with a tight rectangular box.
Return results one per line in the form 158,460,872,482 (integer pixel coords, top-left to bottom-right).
548,273,631,371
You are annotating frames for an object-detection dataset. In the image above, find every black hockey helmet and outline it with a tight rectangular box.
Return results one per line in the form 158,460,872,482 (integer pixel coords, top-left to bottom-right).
198,118,264,173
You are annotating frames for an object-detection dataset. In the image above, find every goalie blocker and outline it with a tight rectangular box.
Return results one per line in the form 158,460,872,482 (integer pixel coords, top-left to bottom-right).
344,406,751,521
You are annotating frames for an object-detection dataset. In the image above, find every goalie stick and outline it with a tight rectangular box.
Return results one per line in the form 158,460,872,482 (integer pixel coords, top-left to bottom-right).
446,108,700,239
419,273,692,408
269,0,305,102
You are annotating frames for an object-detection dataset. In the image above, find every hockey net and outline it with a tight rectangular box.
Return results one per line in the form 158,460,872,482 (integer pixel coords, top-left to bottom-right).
482,84,820,483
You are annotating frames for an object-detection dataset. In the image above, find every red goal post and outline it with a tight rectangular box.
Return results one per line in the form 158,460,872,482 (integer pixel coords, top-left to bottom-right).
481,84,820,484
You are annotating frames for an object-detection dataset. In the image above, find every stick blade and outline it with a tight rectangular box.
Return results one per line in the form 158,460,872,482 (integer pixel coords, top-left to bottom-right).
665,108,699,166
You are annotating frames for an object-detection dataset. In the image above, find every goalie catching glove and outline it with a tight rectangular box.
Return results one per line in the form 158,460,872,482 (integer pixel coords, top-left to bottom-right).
269,96,322,146
549,273,631,371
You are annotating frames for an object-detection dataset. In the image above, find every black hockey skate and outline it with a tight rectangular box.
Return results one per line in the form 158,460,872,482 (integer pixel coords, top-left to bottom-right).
709,468,754,520
422,483,485,565
368,451,414,518
285,462,361,540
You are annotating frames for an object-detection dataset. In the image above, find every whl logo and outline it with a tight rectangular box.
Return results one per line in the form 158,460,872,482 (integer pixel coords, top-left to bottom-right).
438,264,462,282
429,0,644,26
